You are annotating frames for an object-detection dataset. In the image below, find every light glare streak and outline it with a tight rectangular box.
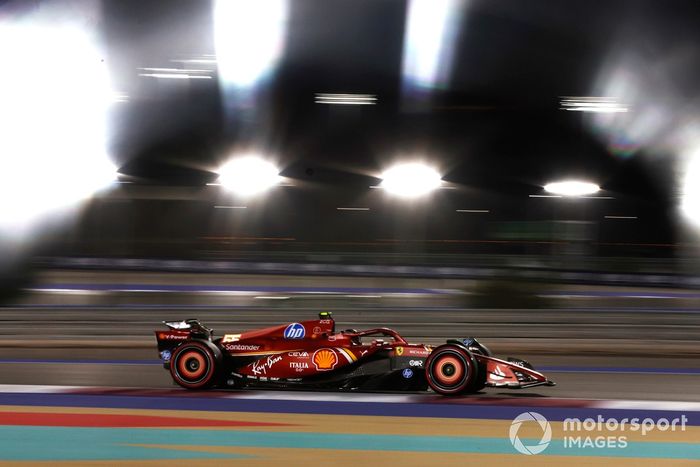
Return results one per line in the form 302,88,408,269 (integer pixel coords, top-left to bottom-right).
214,0,288,88
0,23,116,235
139,73,212,80
315,93,377,105
560,96,628,113
401,0,463,90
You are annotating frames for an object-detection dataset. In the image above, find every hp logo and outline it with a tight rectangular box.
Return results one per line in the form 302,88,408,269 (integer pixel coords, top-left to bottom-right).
283,323,306,339
402,368,413,379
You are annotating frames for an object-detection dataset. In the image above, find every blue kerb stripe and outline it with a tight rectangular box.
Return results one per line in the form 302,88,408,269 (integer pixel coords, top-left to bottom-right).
0,393,698,425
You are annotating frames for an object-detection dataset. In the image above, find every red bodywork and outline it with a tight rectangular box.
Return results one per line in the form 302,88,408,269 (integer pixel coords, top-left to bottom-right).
218,319,431,380
155,314,555,394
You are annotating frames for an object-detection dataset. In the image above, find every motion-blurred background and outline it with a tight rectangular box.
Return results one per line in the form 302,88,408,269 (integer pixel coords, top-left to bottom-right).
2,0,700,366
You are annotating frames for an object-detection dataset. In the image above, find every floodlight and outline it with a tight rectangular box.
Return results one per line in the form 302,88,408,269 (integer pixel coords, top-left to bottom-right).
380,163,442,198
544,181,600,197
218,156,280,196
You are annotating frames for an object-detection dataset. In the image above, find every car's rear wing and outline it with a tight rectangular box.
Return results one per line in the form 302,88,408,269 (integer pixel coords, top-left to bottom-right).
155,319,213,366
162,319,211,334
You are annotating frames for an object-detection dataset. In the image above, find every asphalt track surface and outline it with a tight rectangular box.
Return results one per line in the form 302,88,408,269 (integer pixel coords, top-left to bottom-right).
1,354,700,402
2,272,700,464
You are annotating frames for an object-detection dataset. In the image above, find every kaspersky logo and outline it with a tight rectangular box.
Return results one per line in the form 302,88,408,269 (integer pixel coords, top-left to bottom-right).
509,412,552,455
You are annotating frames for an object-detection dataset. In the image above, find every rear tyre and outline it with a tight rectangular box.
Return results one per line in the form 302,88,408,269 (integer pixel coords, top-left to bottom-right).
425,344,478,395
170,341,218,389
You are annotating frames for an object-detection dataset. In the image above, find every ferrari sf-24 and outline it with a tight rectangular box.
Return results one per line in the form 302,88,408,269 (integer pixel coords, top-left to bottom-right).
155,312,555,396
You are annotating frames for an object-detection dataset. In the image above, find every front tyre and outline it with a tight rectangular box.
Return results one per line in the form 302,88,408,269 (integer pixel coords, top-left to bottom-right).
170,341,218,389
425,344,478,395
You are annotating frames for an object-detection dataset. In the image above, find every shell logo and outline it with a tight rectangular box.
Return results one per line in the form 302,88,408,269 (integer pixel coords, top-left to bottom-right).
312,348,338,371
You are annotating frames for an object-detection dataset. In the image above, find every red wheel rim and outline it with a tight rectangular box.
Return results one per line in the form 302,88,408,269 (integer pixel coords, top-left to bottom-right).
426,346,474,395
433,355,464,385
176,350,208,381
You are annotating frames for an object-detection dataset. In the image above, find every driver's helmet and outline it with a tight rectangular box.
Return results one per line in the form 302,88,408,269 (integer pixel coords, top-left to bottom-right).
343,329,361,345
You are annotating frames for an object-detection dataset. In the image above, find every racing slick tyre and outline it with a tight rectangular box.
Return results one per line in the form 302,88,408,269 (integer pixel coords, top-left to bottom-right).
170,341,219,389
425,344,478,395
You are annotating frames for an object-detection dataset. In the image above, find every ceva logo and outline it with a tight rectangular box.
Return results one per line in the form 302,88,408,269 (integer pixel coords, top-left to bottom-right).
283,323,305,339
509,412,552,455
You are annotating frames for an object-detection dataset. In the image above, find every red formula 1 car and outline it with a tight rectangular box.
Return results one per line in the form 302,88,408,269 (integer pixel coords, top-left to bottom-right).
155,312,555,396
